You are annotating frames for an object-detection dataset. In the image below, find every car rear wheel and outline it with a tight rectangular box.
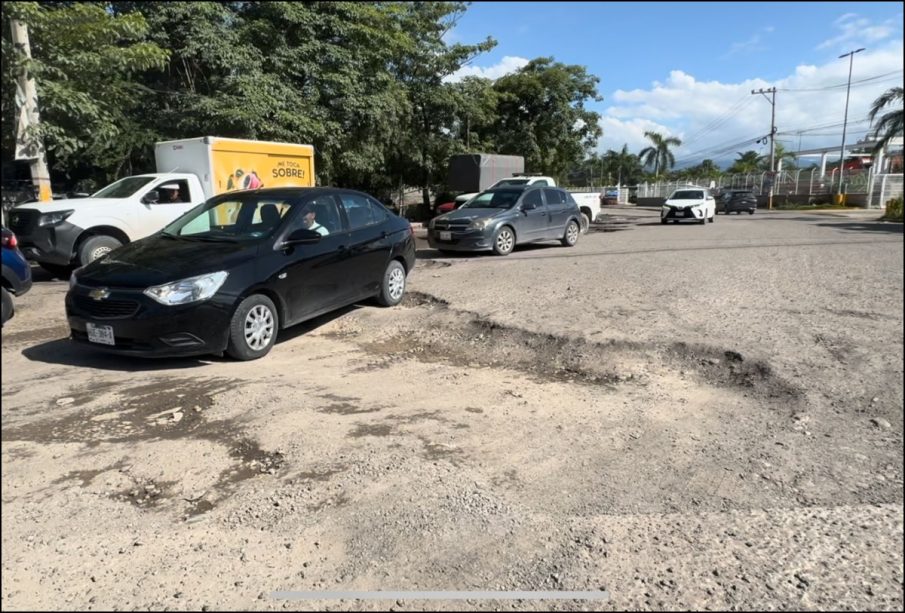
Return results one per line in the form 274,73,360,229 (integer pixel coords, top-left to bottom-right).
1,288,12,326
492,226,515,256
561,220,580,247
377,260,406,307
749,210,755,215
78,235,123,266
226,294,279,361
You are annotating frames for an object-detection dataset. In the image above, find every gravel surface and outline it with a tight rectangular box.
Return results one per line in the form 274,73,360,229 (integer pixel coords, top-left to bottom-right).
2,208,902,610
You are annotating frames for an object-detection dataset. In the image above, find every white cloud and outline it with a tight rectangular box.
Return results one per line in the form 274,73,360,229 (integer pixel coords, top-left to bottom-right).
444,56,529,83
817,13,900,51
596,41,905,168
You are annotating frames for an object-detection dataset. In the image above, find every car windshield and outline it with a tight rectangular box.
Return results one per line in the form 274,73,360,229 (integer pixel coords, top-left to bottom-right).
670,190,705,200
461,189,522,209
92,177,156,198
161,193,298,242
494,179,530,186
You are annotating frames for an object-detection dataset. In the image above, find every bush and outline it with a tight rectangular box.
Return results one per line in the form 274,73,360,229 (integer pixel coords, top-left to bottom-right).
882,196,903,222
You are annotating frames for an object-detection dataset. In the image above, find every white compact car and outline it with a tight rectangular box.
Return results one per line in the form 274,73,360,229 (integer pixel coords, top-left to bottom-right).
661,186,716,224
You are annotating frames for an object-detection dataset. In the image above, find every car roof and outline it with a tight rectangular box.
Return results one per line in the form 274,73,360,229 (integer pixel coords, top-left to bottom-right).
215,186,372,198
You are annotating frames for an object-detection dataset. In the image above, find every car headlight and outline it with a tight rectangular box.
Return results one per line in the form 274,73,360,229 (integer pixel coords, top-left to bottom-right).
467,219,488,231
143,271,228,306
38,210,74,227
688,202,702,208
429,218,437,230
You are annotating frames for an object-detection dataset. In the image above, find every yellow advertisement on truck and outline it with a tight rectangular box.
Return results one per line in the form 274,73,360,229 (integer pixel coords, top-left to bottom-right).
154,136,315,200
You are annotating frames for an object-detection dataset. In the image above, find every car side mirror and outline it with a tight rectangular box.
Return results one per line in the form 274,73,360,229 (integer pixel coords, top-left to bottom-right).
141,190,160,204
281,228,322,247
522,202,537,212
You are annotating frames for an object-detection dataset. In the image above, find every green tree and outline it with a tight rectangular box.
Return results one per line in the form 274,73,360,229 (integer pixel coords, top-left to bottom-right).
385,1,495,216
758,142,797,171
638,131,682,178
727,150,761,174
867,86,903,153
603,144,643,185
1,1,168,186
490,57,602,182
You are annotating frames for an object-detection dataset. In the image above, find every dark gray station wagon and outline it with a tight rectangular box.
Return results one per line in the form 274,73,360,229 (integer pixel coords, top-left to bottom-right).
427,185,582,256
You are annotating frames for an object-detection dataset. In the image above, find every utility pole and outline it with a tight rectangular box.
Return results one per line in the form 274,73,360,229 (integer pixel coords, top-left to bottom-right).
752,87,777,209
838,47,865,198
10,18,52,202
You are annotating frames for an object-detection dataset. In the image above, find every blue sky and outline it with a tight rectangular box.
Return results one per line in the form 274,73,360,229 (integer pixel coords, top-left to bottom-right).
446,1,904,168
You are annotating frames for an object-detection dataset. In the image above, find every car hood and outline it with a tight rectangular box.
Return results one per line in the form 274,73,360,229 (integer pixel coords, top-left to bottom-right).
15,197,131,215
440,207,507,222
75,234,256,288
664,199,705,208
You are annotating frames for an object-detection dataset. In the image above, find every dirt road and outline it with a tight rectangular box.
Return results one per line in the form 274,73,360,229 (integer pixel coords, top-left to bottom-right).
2,209,902,610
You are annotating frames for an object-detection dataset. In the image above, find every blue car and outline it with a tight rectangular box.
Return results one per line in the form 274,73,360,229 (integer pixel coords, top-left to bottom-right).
2,226,32,325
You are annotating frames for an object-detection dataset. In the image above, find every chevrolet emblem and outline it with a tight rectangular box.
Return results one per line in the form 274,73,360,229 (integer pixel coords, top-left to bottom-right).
89,288,110,301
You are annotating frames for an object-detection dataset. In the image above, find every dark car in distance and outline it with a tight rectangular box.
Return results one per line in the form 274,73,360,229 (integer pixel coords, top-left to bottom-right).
427,185,582,256
66,188,415,360
2,226,33,325
717,189,757,214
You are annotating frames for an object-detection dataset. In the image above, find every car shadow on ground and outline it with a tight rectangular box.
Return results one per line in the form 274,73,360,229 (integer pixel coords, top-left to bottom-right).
21,305,363,371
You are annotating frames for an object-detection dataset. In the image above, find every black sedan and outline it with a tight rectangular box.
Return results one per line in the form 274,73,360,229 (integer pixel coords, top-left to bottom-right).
66,187,416,360
717,189,757,214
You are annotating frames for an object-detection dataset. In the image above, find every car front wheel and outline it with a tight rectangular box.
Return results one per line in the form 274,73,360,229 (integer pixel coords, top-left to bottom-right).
492,226,515,256
78,235,123,266
226,294,279,361
377,260,406,307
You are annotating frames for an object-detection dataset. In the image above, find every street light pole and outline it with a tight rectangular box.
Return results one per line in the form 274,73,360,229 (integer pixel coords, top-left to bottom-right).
837,47,865,196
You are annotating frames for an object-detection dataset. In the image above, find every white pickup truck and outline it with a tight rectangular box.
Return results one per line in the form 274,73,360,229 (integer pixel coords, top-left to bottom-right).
9,137,315,275
8,174,203,275
452,175,602,232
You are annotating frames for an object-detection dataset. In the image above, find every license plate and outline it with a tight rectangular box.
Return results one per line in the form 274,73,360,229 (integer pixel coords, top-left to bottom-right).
86,323,115,346
439,231,452,241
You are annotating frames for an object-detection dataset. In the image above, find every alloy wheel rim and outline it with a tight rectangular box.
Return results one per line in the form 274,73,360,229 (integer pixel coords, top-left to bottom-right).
567,223,579,244
497,230,513,252
244,304,274,350
388,267,405,301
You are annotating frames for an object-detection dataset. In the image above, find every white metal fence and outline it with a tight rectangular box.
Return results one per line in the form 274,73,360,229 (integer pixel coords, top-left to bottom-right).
631,169,903,208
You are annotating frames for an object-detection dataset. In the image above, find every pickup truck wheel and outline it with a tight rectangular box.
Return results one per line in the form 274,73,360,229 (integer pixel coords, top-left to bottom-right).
226,294,279,361
579,211,591,234
492,226,515,256
561,220,580,247
78,235,122,266
1,288,12,326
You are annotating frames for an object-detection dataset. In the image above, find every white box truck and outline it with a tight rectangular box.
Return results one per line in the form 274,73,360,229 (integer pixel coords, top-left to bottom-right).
9,137,315,274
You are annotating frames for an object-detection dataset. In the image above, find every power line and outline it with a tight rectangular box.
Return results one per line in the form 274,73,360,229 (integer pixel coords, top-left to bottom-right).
777,69,903,92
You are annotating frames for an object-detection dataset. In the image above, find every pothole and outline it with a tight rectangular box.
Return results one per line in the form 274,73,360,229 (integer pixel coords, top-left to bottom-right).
377,292,803,410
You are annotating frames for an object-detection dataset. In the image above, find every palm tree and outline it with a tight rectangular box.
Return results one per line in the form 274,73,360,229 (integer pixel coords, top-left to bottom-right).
868,86,903,153
758,143,797,171
603,144,642,185
728,150,761,174
638,131,682,178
